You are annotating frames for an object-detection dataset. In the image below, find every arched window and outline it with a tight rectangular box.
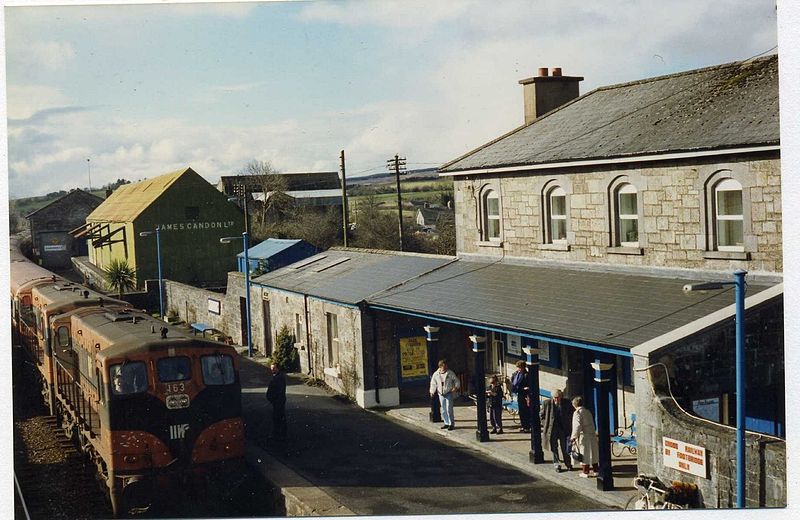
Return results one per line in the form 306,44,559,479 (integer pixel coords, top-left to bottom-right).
547,187,567,243
483,189,501,241
714,178,744,251
617,183,639,247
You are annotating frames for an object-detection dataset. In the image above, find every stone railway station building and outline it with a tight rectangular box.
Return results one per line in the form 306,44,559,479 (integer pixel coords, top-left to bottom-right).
138,56,783,508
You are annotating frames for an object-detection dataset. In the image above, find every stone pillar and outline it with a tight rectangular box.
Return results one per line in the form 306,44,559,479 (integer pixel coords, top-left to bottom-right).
470,333,489,442
424,325,442,423
593,355,615,491
524,339,545,463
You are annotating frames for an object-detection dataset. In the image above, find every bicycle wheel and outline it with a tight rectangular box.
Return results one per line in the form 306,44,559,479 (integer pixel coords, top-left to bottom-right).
625,495,644,510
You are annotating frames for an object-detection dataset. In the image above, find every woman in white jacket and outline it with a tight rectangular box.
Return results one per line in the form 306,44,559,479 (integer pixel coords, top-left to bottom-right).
570,396,600,477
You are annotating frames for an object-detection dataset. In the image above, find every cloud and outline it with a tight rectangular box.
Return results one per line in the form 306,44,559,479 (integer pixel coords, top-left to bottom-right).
208,82,265,93
8,105,99,126
21,41,76,71
298,0,472,29
5,84,70,120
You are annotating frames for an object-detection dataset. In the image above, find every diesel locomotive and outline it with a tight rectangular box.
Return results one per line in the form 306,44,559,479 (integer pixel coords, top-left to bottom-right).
10,239,246,516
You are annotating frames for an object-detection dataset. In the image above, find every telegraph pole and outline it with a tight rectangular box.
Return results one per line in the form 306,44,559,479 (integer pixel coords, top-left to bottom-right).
233,182,250,237
340,150,349,247
87,158,92,192
387,154,406,251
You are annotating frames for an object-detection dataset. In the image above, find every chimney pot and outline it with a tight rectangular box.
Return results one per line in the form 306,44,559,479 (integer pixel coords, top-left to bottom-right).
538,67,549,77
552,67,562,77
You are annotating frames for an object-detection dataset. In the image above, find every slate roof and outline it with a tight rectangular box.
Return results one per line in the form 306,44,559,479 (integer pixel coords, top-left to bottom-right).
26,189,104,219
237,238,305,260
441,55,779,173
366,258,777,350
251,249,455,305
87,167,193,222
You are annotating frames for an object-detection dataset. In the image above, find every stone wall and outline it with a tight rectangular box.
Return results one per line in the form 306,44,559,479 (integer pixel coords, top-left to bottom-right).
161,273,268,354
633,353,786,508
454,154,781,273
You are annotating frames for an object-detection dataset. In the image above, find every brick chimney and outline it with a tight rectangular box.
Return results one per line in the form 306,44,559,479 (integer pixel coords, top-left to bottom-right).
519,67,584,124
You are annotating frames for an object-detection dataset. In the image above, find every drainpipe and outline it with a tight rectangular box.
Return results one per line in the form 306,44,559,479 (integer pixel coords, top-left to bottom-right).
304,295,312,376
371,311,380,405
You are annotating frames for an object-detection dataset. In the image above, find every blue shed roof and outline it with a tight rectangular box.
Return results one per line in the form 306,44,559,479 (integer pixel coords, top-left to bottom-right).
236,238,305,260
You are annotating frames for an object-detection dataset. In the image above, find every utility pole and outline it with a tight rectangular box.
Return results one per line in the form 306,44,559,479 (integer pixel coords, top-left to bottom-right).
233,182,249,237
87,158,92,192
387,154,406,251
340,150,349,247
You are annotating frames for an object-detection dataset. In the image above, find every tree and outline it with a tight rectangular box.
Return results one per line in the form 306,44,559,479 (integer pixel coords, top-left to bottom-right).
286,206,342,250
103,258,137,298
237,159,289,230
351,195,401,250
270,325,299,372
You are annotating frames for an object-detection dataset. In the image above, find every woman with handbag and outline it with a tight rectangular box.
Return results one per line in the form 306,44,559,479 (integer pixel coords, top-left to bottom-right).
570,396,600,478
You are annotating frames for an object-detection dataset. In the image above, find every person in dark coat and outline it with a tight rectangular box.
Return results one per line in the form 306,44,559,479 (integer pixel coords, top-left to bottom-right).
486,374,504,434
266,363,287,440
541,388,574,472
510,360,531,432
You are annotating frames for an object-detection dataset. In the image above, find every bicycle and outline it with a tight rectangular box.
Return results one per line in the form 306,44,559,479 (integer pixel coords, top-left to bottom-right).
625,475,687,510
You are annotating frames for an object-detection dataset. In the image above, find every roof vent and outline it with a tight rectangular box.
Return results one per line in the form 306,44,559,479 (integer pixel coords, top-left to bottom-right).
104,311,135,322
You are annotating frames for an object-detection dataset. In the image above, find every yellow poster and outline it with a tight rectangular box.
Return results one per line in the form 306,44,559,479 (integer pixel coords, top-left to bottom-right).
399,336,428,379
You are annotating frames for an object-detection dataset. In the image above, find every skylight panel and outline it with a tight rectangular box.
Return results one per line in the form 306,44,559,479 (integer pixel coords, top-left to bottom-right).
312,257,350,272
291,255,327,270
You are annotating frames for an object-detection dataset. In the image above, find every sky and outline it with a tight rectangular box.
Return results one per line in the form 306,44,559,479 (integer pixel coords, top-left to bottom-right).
1,0,783,198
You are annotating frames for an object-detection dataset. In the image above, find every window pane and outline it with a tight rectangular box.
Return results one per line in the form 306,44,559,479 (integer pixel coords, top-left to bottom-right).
718,219,744,247
717,189,743,216
551,219,566,241
620,219,638,244
157,356,192,382
486,197,499,216
57,326,70,348
111,361,148,395
551,195,566,217
619,192,637,216
488,218,501,238
201,355,235,385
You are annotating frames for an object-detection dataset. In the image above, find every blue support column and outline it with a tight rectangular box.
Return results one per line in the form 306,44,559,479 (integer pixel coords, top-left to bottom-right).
424,325,442,423
470,333,489,442
155,226,164,320
734,269,747,508
592,356,615,491
243,231,253,357
523,339,544,463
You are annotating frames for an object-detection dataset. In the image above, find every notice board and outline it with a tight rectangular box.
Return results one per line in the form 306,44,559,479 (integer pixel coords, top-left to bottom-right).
399,336,429,380
663,436,708,478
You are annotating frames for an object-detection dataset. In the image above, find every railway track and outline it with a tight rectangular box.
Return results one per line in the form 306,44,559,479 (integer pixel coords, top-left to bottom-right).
13,345,112,520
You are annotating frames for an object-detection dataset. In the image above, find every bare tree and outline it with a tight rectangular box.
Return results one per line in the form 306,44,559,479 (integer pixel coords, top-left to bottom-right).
237,159,290,230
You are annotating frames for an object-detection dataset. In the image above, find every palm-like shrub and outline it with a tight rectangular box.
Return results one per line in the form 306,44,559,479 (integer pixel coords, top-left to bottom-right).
103,258,137,298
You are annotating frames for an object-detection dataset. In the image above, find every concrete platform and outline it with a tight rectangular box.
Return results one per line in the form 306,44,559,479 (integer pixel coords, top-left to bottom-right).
381,399,640,510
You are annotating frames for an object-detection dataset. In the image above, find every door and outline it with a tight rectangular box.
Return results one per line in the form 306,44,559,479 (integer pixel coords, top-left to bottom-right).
239,297,248,346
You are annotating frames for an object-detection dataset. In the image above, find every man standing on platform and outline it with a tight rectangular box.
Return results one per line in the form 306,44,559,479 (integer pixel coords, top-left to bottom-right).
541,389,574,472
511,360,531,433
266,362,287,440
429,359,460,431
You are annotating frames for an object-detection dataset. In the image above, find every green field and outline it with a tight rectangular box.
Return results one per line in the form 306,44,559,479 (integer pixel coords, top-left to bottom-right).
348,178,452,210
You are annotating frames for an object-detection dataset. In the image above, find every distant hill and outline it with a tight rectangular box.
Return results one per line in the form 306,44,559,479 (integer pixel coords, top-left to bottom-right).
347,168,440,187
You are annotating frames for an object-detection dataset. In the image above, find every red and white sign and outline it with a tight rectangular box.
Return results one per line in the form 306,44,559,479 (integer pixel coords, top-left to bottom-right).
662,437,707,478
